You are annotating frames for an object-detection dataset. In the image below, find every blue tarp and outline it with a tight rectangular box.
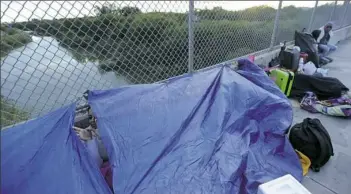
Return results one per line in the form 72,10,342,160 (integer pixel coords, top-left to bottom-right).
1,104,112,194
88,59,303,194
1,59,302,194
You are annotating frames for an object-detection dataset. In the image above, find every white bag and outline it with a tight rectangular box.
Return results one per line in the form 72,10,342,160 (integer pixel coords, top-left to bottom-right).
302,61,317,75
316,68,329,77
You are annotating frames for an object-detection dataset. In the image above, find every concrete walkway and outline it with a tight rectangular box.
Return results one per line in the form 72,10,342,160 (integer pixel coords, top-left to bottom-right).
291,39,351,194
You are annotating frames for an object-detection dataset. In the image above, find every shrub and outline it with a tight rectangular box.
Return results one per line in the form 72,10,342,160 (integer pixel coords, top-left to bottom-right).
0,28,32,57
1,96,29,129
6,4,343,83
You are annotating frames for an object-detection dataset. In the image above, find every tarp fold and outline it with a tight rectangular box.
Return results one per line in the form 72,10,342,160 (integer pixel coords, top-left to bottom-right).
88,59,302,194
1,104,112,194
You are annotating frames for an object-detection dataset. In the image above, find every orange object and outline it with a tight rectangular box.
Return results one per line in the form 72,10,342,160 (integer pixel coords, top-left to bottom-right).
296,150,311,176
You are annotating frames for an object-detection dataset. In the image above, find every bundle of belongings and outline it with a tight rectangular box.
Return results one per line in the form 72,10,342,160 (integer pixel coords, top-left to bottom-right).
265,31,350,118
1,59,304,194
266,38,338,170
291,73,349,100
266,40,329,95
300,91,351,117
291,74,350,118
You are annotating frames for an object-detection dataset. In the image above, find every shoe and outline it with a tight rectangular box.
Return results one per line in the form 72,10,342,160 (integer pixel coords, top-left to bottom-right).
324,56,333,63
319,57,329,66
319,59,329,67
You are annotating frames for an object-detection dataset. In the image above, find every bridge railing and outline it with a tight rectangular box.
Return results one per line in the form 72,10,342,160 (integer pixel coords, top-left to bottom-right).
1,0,350,128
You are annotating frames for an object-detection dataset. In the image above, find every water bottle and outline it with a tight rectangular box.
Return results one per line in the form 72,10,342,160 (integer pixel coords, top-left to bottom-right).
298,57,304,73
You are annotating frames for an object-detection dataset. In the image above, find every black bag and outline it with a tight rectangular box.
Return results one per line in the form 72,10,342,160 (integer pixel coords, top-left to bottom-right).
289,118,334,172
294,30,320,68
268,57,280,68
268,41,287,68
291,74,349,101
280,48,300,72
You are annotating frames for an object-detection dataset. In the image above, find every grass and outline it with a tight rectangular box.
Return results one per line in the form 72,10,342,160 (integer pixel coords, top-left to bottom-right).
0,25,32,57
1,96,29,129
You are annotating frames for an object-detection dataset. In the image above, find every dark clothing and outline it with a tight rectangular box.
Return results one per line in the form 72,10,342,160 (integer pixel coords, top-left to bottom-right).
291,74,349,101
319,30,330,45
311,30,321,41
311,29,330,45
294,30,320,67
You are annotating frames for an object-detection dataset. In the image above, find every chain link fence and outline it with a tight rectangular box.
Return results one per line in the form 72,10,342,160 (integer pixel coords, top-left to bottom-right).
333,0,351,28
312,1,337,30
193,1,275,70
1,0,350,128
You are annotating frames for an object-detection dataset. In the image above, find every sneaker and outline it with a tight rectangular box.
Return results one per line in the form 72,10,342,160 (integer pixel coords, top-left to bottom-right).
324,56,333,63
319,57,329,66
319,58,329,66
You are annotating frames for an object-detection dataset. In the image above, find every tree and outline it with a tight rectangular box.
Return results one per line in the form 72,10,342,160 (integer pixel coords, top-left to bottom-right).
119,6,141,17
94,3,118,16
94,4,141,17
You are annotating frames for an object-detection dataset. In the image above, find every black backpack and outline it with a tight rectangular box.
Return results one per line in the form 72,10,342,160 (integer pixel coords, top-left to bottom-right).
288,118,334,172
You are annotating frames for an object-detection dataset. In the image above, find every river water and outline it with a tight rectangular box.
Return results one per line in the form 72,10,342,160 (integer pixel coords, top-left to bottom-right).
1,36,129,117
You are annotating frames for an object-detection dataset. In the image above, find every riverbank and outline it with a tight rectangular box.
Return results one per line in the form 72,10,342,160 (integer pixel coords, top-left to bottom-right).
3,4,347,85
1,36,129,125
11,4,341,84
0,96,29,128
0,25,32,58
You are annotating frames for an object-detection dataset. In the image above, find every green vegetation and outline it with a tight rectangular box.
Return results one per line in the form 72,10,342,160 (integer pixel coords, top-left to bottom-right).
0,24,32,57
1,3,348,126
9,3,347,84
1,96,29,129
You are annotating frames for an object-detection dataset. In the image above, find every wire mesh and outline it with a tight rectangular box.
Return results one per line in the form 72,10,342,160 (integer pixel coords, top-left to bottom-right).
193,1,277,70
340,1,351,27
311,1,337,30
0,1,350,128
1,1,189,128
275,1,316,45
346,4,351,26
332,1,350,29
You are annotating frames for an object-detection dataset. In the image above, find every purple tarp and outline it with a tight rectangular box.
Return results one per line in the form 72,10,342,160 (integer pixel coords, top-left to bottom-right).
88,59,303,194
1,59,302,194
1,104,112,194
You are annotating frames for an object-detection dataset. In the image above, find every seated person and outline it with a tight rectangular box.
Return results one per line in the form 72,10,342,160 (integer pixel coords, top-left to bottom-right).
74,110,113,191
311,22,337,63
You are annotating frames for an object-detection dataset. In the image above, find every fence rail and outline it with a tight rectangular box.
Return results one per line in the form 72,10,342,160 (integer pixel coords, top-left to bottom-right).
1,0,350,128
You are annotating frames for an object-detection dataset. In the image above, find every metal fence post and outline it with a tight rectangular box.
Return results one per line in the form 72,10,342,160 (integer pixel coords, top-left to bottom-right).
188,0,195,73
269,0,283,50
308,0,319,32
340,0,350,27
329,1,338,21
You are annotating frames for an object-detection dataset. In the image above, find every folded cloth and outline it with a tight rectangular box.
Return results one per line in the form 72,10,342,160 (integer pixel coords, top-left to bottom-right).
300,92,351,117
